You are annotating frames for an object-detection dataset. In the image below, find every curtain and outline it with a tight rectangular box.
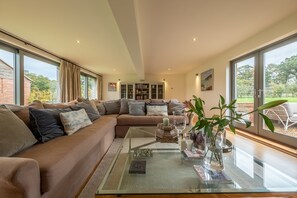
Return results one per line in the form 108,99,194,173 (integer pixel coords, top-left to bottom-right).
60,60,81,102
97,74,103,100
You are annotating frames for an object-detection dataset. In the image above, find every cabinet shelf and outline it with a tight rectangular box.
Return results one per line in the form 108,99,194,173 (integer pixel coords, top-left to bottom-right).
120,82,164,100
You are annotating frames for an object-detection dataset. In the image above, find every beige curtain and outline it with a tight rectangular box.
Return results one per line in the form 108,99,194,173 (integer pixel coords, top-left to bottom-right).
60,60,81,102
97,74,103,100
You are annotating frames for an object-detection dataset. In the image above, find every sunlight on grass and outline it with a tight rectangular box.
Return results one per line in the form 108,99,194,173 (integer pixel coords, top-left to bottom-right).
237,97,297,103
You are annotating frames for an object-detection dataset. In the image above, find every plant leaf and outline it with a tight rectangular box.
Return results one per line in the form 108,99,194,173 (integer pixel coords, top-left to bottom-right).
259,112,275,132
229,124,235,133
220,95,225,105
257,100,287,110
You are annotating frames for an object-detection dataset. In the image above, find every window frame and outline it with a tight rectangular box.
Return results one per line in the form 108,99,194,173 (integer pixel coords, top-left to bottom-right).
0,41,60,105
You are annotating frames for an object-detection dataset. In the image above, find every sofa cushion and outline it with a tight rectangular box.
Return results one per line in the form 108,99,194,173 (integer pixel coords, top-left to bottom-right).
71,102,100,121
128,101,146,116
0,106,37,157
96,103,106,115
14,116,116,194
2,100,44,127
29,108,71,142
103,99,121,114
168,101,184,115
117,114,187,126
150,99,166,103
146,103,168,116
60,109,92,135
119,98,133,114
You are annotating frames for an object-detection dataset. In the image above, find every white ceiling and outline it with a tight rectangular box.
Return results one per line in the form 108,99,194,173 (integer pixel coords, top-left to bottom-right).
1,0,297,79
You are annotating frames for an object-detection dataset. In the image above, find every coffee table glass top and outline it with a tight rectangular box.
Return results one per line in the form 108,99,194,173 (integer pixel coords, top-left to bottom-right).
97,126,297,195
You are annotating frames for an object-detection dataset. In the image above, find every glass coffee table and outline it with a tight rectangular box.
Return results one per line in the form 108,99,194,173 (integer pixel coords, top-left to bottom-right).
96,126,297,196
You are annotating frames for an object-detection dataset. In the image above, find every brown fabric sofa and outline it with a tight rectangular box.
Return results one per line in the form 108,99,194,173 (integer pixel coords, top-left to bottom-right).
0,98,187,198
115,114,188,137
0,102,116,198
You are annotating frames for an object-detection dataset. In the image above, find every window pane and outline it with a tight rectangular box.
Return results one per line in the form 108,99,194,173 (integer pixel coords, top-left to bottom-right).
263,41,297,137
88,77,96,99
234,57,255,125
80,75,87,98
24,55,59,104
0,48,15,104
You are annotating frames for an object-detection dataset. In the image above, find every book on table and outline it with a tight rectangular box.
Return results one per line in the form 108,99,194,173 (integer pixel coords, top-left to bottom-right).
193,165,233,184
183,149,204,159
129,160,146,174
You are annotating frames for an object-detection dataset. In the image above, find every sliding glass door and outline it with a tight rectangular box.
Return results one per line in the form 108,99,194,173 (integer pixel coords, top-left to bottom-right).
259,38,297,146
231,35,297,147
232,54,258,134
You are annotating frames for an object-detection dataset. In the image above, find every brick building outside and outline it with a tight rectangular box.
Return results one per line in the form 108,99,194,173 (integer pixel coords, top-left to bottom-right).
0,59,31,104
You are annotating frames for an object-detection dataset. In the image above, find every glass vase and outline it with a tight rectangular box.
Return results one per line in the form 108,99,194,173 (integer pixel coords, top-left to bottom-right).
203,129,226,172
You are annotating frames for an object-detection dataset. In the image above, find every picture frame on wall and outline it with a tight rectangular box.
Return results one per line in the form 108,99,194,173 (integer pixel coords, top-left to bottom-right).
108,82,117,92
201,69,214,91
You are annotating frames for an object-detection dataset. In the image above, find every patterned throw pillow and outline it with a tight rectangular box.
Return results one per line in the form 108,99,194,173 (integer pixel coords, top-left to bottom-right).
128,101,146,116
146,104,168,116
0,105,37,157
60,109,92,135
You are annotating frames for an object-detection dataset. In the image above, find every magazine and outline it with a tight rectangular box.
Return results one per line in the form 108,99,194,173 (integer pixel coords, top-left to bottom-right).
183,149,204,159
193,165,233,184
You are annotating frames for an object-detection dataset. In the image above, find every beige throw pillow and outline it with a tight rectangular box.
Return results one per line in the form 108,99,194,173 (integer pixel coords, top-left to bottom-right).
60,109,92,135
0,106,37,157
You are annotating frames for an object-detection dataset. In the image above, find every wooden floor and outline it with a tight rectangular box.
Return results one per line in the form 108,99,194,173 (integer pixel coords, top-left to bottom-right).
95,131,297,198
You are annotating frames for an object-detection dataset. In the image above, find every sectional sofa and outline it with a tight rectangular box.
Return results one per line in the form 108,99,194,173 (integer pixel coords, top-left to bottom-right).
0,98,187,198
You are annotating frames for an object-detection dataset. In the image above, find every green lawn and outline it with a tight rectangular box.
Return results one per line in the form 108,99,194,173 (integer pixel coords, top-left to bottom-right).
236,97,297,103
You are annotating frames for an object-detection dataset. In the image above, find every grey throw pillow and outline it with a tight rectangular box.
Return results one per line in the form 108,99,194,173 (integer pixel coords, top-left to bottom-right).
71,102,100,121
128,101,146,116
103,99,121,114
29,108,71,142
96,103,106,115
0,106,37,157
119,99,133,114
168,101,184,115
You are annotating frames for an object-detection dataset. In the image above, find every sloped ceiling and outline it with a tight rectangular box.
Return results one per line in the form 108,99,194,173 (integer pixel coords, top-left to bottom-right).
1,0,297,79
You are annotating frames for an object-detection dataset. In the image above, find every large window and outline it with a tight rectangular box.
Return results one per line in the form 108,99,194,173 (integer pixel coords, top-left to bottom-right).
0,42,59,105
0,45,16,104
80,73,97,99
24,54,59,104
231,35,297,147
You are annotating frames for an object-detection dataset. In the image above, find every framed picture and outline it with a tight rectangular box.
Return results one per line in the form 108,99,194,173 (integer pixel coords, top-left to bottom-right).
201,69,214,91
108,82,117,92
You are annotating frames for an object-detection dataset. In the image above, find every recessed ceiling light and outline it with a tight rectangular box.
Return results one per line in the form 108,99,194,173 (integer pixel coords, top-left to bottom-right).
192,37,197,42
76,40,80,44
167,68,171,71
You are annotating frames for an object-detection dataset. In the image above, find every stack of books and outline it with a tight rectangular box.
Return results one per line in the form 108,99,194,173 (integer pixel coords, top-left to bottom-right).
193,165,233,184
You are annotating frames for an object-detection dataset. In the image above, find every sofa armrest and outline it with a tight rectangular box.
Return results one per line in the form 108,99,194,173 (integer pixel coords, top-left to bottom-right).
0,157,41,198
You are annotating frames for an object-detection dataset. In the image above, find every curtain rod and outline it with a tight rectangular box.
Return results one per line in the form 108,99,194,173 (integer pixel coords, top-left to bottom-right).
0,29,102,77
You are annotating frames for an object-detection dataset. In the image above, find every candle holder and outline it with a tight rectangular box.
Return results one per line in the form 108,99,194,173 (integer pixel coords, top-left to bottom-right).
156,123,178,143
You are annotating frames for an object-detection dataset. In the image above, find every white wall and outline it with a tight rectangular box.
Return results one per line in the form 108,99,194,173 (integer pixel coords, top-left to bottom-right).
102,73,186,101
185,11,297,117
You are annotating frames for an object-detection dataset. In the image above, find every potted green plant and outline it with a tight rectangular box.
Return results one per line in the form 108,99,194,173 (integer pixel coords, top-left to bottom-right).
184,95,287,172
